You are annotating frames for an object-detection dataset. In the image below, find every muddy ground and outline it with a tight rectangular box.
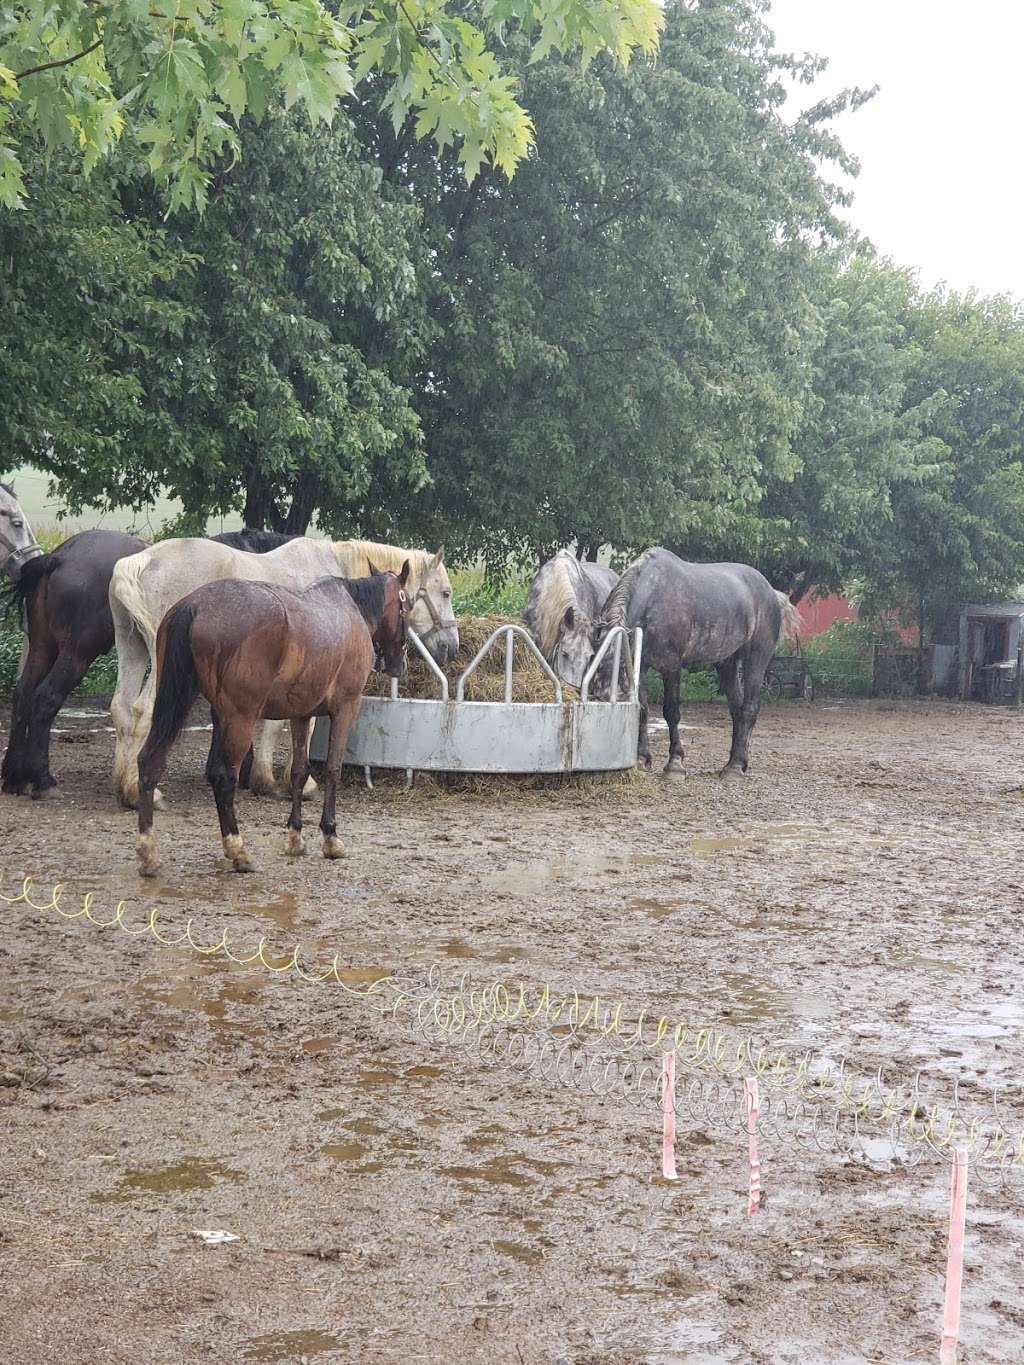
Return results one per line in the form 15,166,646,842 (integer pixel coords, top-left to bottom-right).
1,697,1023,1364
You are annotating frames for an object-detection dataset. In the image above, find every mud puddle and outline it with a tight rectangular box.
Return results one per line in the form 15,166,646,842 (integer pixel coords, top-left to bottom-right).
95,1156,244,1203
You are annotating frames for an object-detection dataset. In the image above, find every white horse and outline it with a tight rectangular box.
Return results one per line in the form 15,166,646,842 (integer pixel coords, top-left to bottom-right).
522,549,619,687
109,537,457,807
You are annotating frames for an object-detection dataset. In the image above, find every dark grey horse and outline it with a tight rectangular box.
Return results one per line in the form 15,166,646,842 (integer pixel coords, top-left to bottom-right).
523,549,619,687
594,547,795,776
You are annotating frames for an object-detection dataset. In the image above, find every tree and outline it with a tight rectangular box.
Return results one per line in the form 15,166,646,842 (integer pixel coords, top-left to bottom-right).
715,256,932,601
352,0,865,574
0,134,197,499
0,0,662,210
856,290,1024,645
11,111,432,535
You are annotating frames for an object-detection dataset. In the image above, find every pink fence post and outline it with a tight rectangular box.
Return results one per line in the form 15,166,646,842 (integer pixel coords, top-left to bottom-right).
661,1052,678,1180
743,1077,761,1216
939,1147,969,1365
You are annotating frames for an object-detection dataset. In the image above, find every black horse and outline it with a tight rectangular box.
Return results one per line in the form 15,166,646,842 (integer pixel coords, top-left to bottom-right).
594,547,797,776
1,526,295,797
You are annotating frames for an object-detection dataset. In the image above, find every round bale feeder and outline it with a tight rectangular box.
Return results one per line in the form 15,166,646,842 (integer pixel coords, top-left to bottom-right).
310,624,643,785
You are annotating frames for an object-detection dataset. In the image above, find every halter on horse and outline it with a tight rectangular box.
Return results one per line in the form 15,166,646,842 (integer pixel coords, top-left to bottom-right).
0,482,43,582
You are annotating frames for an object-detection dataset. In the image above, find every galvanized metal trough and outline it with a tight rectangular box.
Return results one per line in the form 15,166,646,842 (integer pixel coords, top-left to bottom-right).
310,623,642,781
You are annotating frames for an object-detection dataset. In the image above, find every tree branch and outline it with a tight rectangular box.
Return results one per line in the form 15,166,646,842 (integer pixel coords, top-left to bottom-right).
15,39,103,81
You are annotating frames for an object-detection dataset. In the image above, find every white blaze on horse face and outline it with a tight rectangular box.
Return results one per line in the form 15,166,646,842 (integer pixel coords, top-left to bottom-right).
412,554,459,664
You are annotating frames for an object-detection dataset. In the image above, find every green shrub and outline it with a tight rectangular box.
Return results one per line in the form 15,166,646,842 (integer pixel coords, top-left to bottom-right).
644,668,718,704
451,568,529,617
801,617,898,697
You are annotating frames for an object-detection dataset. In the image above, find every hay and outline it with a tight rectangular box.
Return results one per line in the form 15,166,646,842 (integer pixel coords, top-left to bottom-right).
366,614,579,703
333,763,651,803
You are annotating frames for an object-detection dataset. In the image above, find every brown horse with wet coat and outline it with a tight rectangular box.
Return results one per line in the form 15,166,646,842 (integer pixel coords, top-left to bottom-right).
136,564,410,877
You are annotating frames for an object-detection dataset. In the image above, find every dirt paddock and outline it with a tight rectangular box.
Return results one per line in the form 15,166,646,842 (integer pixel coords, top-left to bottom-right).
1,697,1023,1364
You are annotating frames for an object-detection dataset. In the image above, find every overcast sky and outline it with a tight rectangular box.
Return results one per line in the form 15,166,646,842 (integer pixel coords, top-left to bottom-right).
766,1,1024,300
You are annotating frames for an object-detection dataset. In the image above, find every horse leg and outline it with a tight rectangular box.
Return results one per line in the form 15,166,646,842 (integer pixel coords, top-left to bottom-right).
1,635,56,795
720,647,770,776
320,697,360,860
282,724,319,801
249,720,280,796
21,650,93,798
206,710,258,872
716,655,745,777
136,705,178,878
636,673,652,769
661,669,685,774
284,718,311,856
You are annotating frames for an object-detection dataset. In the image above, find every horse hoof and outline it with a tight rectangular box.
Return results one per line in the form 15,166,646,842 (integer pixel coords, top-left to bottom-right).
222,834,255,871
322,835,346,860
137,833,160,877
285,829,306,857
249,774,278,798
718,764,746,779
662,759,685,777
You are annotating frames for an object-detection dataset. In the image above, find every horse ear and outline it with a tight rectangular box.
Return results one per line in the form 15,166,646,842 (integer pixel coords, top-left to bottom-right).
399,559,411,586
368,560,380,576
563,605,575,629
430,546,445,568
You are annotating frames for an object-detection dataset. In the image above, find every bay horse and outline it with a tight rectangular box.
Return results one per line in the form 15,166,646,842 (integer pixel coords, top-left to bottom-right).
1,526,295,798
136,565,410,877
109,536,456,807
593,547,801,775
522,549,618,687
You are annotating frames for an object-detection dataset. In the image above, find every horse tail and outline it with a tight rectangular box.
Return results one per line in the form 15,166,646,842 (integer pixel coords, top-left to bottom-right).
1,553,55,628
775,590,802,646
145,603,200,756
110,548,161,643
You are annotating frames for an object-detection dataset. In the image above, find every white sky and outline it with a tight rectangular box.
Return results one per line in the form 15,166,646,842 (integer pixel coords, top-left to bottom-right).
767,1,1024,299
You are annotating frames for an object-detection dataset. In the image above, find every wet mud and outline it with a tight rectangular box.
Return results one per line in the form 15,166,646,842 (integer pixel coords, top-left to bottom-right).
1,698,1023,1362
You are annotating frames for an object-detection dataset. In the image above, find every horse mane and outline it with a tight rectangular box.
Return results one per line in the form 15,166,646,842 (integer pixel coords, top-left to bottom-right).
340,572,388,625
533,553,584,660
212,528,297,554
599,550,655,628
331,539,433,584
0,481,13,496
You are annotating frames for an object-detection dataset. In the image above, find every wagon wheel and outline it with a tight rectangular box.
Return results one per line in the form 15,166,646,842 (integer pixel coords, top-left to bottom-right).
763,671,783,703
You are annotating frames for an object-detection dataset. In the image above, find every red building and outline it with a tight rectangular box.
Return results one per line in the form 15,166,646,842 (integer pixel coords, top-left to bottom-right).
795,593,858,637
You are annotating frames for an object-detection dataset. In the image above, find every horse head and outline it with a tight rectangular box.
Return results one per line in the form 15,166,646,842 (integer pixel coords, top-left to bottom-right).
409,547,459,664
0,481,43,582
553,603,598,689
368,560,412,678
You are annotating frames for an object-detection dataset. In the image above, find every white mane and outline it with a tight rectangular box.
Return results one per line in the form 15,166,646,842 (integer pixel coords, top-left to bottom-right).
533,552,584,660
330,539,437,588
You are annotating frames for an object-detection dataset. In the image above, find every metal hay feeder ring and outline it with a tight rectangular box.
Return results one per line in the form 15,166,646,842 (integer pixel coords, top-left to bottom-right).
310,624,643,779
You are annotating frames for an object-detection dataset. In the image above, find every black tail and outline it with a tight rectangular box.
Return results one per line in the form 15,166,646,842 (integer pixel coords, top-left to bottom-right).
145,603,200,756
1,553,55,627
